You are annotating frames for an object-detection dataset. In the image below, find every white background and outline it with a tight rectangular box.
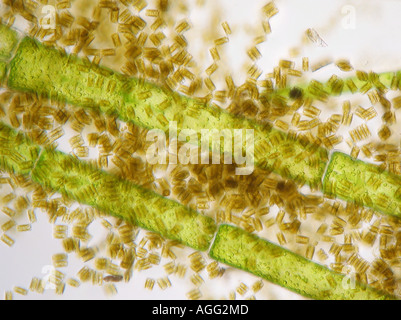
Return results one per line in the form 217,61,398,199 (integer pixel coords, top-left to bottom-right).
1,0,401,300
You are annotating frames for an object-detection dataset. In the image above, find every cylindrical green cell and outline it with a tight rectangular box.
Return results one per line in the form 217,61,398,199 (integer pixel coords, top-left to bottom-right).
209,224,394,300
0,122,41,176
6,35,328,187
0,61,7,83
0,23,20,60
323,152,401,218
0,24,19,86
3,23,401,213
30,148,216,250
6,32,399,187
0,121,216,251
275,69,400,100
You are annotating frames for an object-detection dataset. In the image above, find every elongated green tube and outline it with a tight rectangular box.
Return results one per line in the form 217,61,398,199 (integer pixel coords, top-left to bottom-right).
0,121,41,175
275,70,400,101
209,224,394,300
1,23,398,192
323,152,401,218
1,26,401,217
0,22,399,301
1,118,394,300
0,24,20,84
0,121,216,251
0,61,7,83
0,24,19,61
6,36,329,187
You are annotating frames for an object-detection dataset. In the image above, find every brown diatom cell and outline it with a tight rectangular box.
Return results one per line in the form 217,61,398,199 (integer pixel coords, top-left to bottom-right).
0,0,399,302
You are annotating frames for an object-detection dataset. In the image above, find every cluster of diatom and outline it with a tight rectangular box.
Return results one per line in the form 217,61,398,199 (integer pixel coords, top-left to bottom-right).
1,0,401,300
